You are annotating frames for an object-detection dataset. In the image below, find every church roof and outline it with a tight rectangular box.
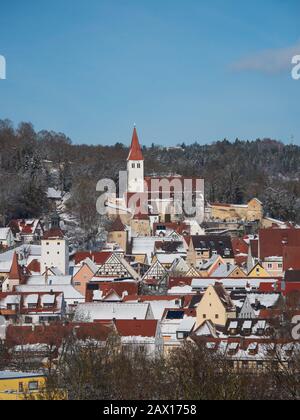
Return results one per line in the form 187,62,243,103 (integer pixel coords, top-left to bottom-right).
127,127,144,161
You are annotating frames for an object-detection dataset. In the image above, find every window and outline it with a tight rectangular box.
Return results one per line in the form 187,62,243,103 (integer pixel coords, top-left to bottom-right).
215,314,219,320
25,317,33,324
28,381,39,391
19,382,24,393
203,314,206,319
137,163,141,169
132,163,135,169
268,264,273,269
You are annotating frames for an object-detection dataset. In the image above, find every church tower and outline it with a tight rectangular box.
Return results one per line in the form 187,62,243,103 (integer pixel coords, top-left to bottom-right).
127,126,144,193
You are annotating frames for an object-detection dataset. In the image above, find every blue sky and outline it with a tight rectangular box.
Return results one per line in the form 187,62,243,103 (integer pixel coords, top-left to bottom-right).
0,0,300,146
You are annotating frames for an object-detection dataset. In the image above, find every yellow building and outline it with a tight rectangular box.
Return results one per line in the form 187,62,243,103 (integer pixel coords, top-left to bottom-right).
196,284,236,328
248,262,271,278
107,216,128,253
209,198,263,222
0,371,46,400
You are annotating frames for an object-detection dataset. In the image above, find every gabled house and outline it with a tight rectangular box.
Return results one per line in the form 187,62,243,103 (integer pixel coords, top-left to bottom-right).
2,252,28,292
0,291,65,325
187,235,234,269
86,281,138,303
248,262,271,278
213,263,246,278
8,219,44,244
200,255,225,277
73,258,98,296
0,228,15,250
238,296,256,319
196,283,236,328
259,228,300,276
107,216,128,253
142,260,168,290
185,266,201,278
115,320,163,356
96,253,140,280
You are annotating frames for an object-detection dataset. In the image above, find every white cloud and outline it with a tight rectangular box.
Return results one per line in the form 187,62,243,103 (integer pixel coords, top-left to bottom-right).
232,42,300,74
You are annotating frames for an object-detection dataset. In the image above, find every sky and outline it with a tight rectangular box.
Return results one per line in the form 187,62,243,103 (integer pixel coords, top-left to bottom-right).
0,0,300,146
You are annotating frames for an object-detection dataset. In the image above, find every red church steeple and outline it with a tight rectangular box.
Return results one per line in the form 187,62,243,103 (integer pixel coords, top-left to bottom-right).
127,127,144,161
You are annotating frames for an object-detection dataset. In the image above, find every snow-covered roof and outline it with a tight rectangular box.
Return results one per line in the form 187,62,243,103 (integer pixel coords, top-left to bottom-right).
0,228,11,241
15,285,83,303
242,321,252,330
146,300,181,320
0,260,13,273
191,278,277,290
0,245,41,263
47,188,63,200
74,302,152,321
84,257,98,274
213,263,236,277
132,237,157,260
177,317,195,332
168,285,194,295
41,294,56,305
26,275,72,286
156,254,185,265
3,295,20,305
0,371,44,380
24,294,39,305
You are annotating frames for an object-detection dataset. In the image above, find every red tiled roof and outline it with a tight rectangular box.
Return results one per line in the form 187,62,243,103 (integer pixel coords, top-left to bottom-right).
115,320,157,338
259,228,300,260
168,277,193,288
232,238,248,256
259,281,300,296
27,259,41,274
234,255,247,267
22,225,33,234
43,228,64,239
86,281,138,302
283,246,300,271
133,213,150,221
8,252,25,282
5,323,114,348
127,127,143,161
250,240,259,258
153,222,190,235
74,252,112,265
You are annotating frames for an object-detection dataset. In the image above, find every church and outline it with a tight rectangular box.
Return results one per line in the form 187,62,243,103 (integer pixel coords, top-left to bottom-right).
106,127,204,225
